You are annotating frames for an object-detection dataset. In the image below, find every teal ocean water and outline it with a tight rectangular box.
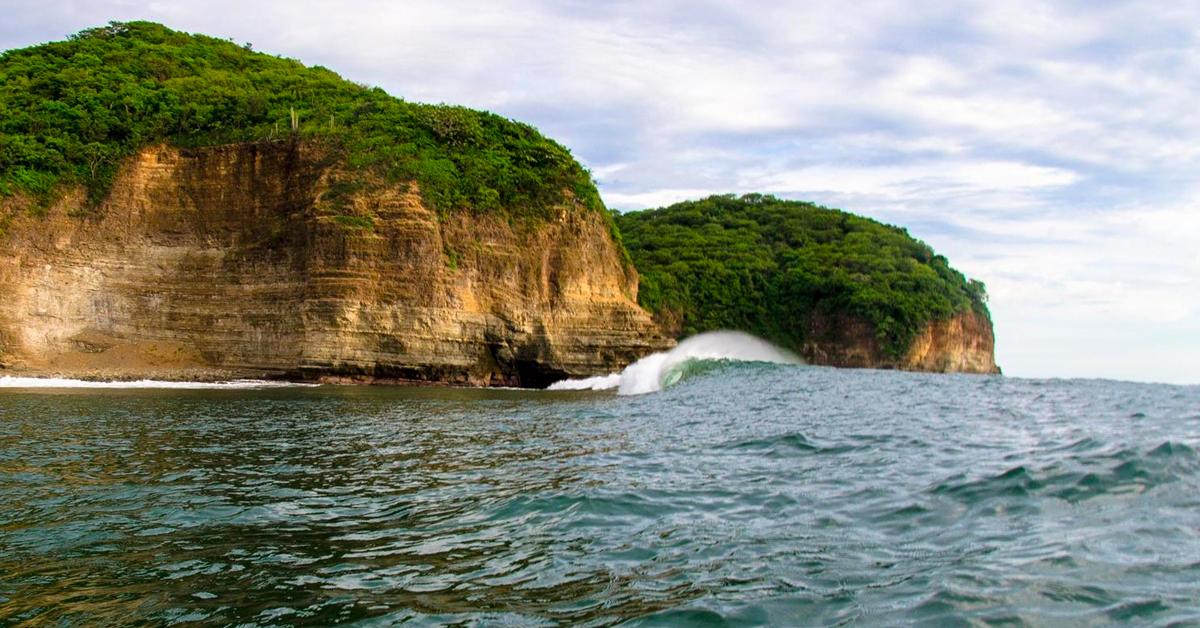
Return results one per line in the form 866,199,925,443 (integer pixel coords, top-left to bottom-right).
2,359,1199,626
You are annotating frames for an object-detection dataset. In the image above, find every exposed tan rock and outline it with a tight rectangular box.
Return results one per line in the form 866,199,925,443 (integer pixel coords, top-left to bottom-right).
802,308,1000,374
0,142,671,386
902,308,999,374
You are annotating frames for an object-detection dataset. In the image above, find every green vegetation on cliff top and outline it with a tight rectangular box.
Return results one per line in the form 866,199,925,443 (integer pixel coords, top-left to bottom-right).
1,23,987,358
0,21,600,218
616,194,988,358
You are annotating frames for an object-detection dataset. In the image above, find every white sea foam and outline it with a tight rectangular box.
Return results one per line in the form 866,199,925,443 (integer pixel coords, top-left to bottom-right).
544,373,622,391
0,377,316,389
547,330,802,395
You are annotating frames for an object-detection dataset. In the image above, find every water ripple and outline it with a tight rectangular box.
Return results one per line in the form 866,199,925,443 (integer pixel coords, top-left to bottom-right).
2,369,1199,626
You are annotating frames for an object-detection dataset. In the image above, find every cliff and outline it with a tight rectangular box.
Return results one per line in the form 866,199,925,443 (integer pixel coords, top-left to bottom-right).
0,142,670,385
803,309,999,374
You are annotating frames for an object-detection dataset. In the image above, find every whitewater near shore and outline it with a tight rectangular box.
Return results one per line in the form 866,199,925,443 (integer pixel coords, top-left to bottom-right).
0,377,316,389
550,330,804,394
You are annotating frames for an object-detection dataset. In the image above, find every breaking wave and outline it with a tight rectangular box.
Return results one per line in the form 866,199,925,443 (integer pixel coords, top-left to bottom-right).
0,377,316,389
547,330,802,395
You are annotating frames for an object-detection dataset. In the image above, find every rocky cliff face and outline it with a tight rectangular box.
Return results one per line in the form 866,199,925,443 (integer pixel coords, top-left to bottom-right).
803,309,1000,374
0,142,670,386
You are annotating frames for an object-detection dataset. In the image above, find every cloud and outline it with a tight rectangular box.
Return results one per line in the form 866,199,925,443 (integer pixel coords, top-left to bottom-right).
604,188,724,210
748,161,1080,199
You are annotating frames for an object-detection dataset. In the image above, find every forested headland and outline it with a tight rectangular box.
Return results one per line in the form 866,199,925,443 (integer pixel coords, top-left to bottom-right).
616,194,989,358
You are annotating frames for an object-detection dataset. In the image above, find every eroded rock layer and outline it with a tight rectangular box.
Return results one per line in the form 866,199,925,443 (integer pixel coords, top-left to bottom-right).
0,142,670,385
803,309,999,374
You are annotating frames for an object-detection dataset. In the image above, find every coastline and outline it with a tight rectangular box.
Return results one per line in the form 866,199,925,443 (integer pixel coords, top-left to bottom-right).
0,367,554,389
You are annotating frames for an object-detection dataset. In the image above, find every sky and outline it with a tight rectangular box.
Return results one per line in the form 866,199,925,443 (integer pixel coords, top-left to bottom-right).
3,0,1198,385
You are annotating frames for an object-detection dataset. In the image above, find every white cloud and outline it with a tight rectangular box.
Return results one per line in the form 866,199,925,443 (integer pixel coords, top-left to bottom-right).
605,189,723,211
750,161,1079,199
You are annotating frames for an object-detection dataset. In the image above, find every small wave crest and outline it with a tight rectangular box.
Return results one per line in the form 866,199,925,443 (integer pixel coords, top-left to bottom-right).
547,330,802,395
932,440,1200,505
0,377,316,389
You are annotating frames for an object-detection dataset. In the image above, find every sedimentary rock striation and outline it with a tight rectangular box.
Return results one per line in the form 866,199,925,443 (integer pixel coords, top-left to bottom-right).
0,142,670,385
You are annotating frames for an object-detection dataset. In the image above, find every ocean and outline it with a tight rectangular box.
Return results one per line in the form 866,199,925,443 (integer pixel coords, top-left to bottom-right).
2,338,1198,626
